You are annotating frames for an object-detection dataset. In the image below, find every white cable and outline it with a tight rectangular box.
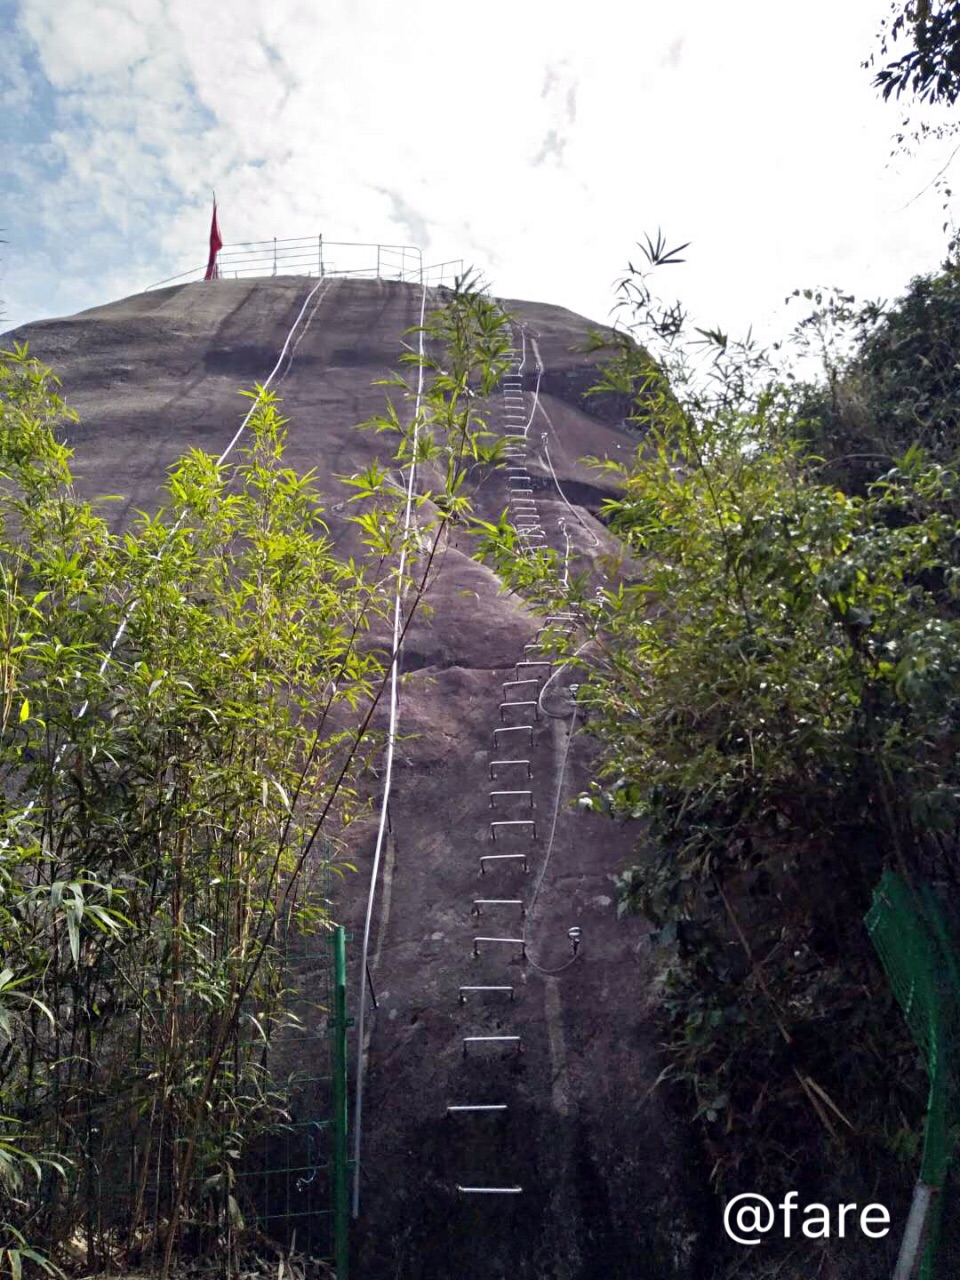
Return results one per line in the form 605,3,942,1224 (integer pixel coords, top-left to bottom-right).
501,327,591,972
559,520,571,590
537,637,591,721
511,323,602,550
514,325,542,440
523,702,580,976
524,639,597,976
351,278,429,1218
10,276,335,833
540,429,601,549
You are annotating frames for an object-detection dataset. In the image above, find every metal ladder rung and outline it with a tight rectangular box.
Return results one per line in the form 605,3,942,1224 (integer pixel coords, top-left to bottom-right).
499,700,539,722
489,790,533,807
493,726,533,746
458,985,515,1002
446,1104,509,1113
489,759,531,778
456,1185,523,1195
479,853,529,873
516,660,553,674
490,819,537,840
502,679,539,693
463,1032,523,1051
472,899,525,917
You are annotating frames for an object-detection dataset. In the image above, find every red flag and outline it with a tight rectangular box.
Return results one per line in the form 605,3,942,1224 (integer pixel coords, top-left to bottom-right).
204,197,223,281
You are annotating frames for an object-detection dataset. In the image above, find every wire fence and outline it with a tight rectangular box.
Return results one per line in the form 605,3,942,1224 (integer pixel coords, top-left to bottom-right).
147,236,465,291
236,920,350,1278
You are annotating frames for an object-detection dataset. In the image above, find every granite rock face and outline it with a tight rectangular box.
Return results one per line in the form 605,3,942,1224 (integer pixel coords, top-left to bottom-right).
2,278,701,1279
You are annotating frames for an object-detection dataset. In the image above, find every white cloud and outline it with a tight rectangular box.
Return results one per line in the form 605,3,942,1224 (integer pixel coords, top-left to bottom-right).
3,0,958,347
18,0,154,85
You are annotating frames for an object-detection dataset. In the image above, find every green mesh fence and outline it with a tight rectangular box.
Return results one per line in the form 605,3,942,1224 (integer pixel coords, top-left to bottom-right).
235,921,350,1279
865,871,960,1279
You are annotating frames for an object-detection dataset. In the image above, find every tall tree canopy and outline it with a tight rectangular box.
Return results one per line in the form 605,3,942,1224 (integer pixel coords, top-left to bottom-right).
870,1,960,105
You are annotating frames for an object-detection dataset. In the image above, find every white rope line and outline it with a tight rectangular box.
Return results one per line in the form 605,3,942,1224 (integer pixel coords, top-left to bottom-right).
539,427,601,549
536,637,591,722
351,277,429,1218
10,275,336,834
523,701,580,976
516,326,542,439
559,520,571,590
496,323,606,972
523,633,600,975
512,325,600,549
510,328,587,975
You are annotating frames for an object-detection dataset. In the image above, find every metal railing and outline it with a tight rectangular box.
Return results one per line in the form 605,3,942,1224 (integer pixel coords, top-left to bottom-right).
147,236,465,290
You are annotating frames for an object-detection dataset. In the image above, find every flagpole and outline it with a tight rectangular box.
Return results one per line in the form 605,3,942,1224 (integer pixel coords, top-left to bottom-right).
205,192,223,283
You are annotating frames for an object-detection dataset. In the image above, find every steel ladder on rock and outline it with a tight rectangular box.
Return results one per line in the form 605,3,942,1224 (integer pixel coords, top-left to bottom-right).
447,332,571,1201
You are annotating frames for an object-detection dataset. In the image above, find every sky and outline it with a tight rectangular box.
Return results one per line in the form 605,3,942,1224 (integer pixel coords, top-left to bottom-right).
2,0,959,356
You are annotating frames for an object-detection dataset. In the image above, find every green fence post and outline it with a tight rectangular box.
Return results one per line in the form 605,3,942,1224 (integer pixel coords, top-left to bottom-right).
332,926,350,1279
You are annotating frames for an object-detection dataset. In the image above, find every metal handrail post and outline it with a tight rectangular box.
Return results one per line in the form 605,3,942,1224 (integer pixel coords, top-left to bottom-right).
331,926,350,1279
273,236,277,276
376,244,381,279
319,234,324,277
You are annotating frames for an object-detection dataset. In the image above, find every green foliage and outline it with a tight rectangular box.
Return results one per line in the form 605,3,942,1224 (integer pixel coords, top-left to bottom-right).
0,275,512,1277
576,250,960,1228
0,345,386,1272
869,2,960,106
794,267,960,490
473,238,960,1272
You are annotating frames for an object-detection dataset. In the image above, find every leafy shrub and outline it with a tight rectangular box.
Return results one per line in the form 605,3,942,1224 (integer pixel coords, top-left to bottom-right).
0,274,512,1277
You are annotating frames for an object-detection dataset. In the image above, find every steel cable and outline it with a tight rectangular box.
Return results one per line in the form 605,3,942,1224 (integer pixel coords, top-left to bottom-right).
351,277,429,1217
